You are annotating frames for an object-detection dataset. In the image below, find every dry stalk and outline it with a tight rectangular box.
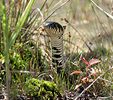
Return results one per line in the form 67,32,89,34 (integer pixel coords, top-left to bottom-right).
90,0,113,20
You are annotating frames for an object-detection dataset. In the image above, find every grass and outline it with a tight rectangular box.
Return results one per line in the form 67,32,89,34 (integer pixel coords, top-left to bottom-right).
0,0,113,99
1,0,35,99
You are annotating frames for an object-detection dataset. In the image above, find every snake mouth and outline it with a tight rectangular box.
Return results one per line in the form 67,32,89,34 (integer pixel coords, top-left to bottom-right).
43,21,64,32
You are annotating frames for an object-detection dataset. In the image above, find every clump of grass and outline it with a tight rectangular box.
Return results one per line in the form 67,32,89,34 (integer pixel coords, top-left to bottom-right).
0,0,39,99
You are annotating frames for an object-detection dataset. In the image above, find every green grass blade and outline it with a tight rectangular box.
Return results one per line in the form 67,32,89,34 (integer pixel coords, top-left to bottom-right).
2,0,8,39
1,0,10,99
9,0,35,48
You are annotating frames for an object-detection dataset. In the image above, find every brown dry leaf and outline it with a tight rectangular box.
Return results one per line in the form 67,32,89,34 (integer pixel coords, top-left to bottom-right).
81,77,89,83
70,70,82,75
88,58,101,68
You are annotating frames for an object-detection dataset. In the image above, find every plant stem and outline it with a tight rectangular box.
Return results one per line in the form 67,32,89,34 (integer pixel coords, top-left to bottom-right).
5,46,10,100
2,0,10,99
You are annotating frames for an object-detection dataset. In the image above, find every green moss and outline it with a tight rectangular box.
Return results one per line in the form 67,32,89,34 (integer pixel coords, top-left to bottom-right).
25,78,60,99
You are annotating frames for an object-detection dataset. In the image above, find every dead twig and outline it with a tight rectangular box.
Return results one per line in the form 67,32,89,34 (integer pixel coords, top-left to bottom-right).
44,0,71,22
63,18,93,52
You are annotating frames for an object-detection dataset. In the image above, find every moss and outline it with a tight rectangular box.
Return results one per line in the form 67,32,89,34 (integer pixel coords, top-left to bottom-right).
25,78,60,99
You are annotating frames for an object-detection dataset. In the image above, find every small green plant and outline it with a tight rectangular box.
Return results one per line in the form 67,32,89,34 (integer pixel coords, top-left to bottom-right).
1,0,35,99
25,78,61,99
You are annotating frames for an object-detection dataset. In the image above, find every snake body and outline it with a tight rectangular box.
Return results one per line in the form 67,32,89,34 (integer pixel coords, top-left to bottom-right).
43,21,64,73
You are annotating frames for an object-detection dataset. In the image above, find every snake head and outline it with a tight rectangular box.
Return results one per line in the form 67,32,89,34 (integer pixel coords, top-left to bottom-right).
43,21,64,38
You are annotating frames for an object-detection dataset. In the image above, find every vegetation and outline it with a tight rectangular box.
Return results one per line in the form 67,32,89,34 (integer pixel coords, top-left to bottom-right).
0,0,113,100
25,78,61,99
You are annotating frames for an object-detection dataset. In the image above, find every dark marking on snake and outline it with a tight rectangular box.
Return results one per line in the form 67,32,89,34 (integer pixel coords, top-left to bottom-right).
52,47,61,53
53,54,61,58
44,21,64,32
